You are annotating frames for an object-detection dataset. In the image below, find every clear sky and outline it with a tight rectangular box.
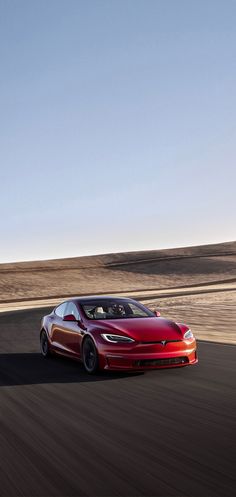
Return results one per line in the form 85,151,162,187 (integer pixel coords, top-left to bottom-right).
0,0,235,262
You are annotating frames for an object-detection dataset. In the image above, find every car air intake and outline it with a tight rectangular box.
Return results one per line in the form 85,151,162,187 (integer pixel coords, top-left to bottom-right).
134,356,189,367
140,339,182,344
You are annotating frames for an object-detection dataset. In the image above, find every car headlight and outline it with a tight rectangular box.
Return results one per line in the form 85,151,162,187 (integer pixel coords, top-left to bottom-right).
184,329,194,339
101,334,135,343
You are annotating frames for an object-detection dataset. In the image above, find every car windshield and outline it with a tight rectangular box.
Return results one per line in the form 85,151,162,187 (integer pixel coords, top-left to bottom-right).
81,300,154,320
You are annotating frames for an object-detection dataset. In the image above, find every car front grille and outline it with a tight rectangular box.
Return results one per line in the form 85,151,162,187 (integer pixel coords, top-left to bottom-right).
134,356,189,367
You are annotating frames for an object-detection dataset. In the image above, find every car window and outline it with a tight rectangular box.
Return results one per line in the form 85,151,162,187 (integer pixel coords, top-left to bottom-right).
65,301,80,320
81,300,154,320
55,302,68,318
128,303,149,317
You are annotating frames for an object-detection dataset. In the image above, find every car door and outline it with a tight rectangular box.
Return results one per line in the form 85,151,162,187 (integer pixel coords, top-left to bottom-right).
62,301,84,358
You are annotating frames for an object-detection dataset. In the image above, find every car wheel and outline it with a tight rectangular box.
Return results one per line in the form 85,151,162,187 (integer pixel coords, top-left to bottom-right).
40,330,51,358
82,337,99,374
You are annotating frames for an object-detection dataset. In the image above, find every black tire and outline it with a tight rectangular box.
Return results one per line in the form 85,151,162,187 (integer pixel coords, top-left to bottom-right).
82,337,99,374
40,330,51,358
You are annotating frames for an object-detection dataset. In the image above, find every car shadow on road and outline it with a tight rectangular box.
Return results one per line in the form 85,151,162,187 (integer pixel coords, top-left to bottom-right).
0,353,143,387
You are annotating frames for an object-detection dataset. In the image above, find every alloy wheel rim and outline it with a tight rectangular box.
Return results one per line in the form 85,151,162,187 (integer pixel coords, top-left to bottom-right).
41,333,48,355
84,341,96,370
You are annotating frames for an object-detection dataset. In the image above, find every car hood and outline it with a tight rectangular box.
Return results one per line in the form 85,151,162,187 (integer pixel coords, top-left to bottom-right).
94,317,184,341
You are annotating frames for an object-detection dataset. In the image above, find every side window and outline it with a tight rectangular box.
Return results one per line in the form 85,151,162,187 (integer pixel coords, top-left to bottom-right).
128,303,148,317
55,302,68,318
65,302,80,320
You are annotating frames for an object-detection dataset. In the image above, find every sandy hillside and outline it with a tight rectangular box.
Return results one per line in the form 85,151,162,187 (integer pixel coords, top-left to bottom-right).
145,290,236,344
0,241,236,302
0,241,236,344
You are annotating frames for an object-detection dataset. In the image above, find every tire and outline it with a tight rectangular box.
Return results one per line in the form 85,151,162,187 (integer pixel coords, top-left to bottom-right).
40,330,51,358
82,337,99,374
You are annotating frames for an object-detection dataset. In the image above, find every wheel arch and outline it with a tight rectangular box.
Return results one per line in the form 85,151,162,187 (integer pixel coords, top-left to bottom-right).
81,333,106,371
81,332,97,351
40,327,51,342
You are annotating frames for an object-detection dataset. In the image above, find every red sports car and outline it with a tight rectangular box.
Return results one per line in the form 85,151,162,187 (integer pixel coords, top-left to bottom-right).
40,296,198,374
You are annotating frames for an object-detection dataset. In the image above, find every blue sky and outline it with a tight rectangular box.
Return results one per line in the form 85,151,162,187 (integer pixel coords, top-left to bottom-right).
0,0,235,262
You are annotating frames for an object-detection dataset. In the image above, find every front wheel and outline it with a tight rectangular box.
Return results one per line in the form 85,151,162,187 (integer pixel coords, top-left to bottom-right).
82,337,99,374
40,330,51,358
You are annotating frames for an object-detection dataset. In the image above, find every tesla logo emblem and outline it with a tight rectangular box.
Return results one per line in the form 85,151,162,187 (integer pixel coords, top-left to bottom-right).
161,340,167,346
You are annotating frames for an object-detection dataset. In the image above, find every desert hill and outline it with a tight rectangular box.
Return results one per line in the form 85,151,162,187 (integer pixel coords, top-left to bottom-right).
0,241,236,302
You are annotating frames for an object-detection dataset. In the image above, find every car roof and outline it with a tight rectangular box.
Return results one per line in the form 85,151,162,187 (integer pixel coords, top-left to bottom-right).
72,295,136,303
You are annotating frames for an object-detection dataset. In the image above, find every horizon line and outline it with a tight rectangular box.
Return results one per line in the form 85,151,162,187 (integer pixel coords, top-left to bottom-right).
1,238,235,266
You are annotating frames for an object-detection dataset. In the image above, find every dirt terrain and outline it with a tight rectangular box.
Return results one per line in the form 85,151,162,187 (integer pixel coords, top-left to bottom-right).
146,290,236,344
0,241,236,301
0,241,235,343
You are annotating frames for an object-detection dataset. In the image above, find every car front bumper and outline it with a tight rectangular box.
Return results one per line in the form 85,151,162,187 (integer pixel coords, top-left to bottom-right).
101,340,198,370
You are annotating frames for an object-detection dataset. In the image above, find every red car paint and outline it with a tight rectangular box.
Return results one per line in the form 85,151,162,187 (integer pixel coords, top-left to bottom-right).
40,296,198,372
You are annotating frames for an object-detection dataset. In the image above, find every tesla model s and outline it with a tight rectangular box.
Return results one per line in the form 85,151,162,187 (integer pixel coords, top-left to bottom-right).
40,296,198,373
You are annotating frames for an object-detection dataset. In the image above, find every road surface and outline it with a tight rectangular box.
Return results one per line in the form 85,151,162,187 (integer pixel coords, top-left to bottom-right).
0,308,235,496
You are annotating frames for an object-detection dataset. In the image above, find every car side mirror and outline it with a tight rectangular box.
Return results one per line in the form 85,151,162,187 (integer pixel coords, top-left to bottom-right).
63,314,77,322
154,310,161,317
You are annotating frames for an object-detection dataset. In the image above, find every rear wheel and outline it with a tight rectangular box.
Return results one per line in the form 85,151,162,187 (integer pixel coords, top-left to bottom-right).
40,330,51,358
82,337,99,374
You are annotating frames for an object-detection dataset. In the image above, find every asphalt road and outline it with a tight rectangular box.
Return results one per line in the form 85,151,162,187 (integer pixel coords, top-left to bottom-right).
0,308,235,497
